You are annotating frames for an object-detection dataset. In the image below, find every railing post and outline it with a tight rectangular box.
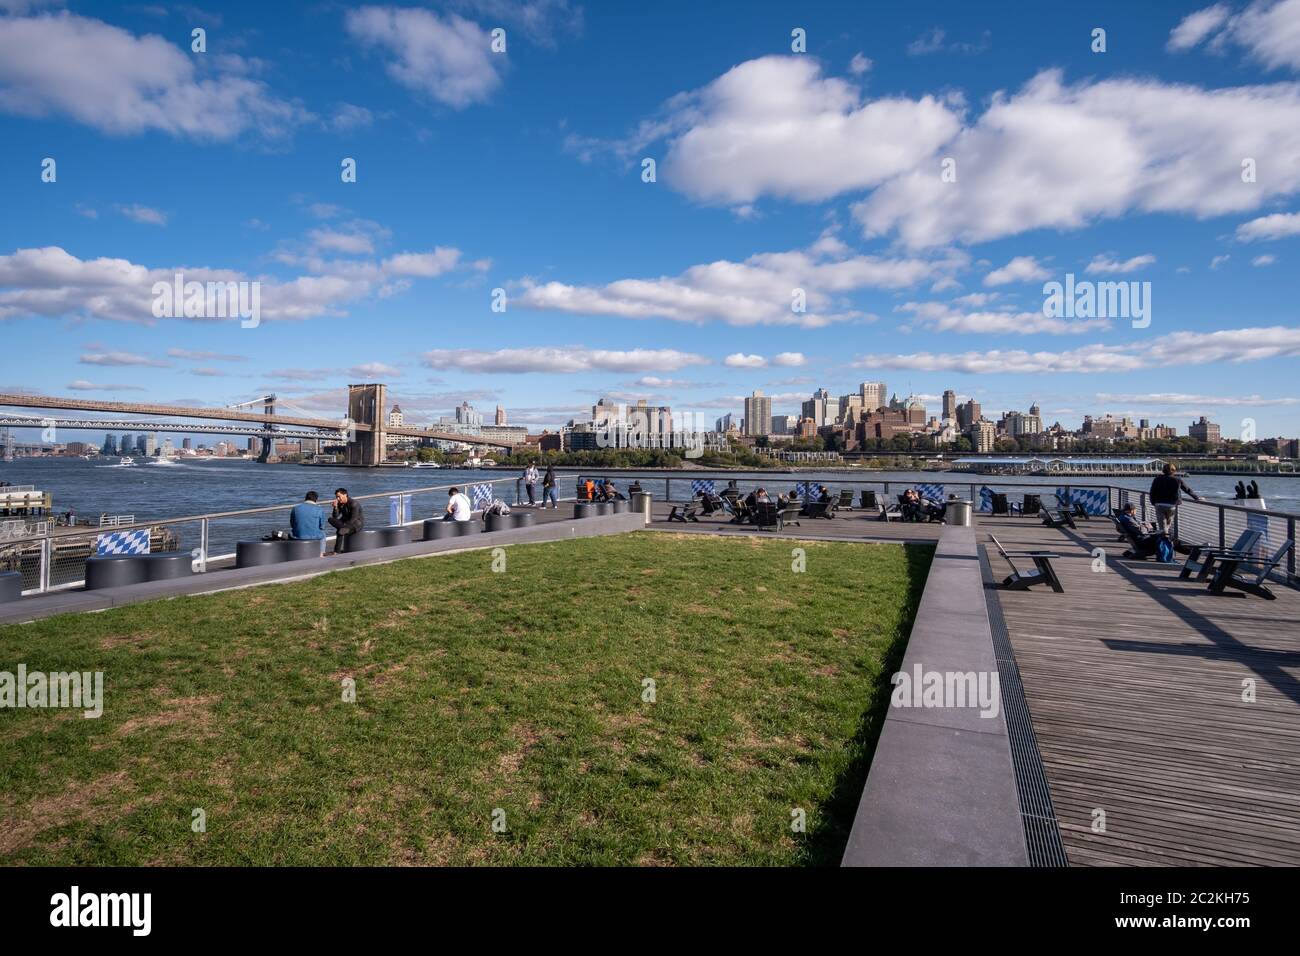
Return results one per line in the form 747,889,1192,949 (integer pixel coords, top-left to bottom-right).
199,518,209,573
1218,507,1225,550
39,533,52,594
1289,517,1296,583
666,477,671,502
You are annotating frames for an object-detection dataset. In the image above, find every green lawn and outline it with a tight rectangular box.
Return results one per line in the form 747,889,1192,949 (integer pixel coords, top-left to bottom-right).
0,532,931,866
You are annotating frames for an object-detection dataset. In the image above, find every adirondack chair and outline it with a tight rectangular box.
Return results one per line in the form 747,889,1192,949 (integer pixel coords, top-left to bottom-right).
836,489,856,510
990,493,1020,517
876,501,902,522
989,534,1064,592
860,490,879,510
1041,510,1077,530
801,500,836,520
667,502,700,523
1206,540,1293,600
1178,529,1262,581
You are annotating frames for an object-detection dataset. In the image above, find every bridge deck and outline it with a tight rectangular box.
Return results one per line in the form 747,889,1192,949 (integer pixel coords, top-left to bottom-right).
982,515,1300,866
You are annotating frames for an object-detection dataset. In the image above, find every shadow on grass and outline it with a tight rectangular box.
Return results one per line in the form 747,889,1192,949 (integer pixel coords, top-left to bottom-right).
800,542,936,866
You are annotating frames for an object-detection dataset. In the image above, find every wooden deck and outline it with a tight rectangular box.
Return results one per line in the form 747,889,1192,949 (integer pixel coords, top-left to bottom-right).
981,515,1300,866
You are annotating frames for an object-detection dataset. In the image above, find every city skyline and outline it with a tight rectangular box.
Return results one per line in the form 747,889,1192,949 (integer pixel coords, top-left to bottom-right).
4,2,1300,438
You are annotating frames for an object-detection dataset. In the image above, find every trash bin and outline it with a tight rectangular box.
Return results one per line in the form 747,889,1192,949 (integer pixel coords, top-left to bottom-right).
631,492,652,525
947,499,973,527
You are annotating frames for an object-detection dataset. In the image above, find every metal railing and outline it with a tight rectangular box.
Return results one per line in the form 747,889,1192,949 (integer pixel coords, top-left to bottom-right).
1,476,557,595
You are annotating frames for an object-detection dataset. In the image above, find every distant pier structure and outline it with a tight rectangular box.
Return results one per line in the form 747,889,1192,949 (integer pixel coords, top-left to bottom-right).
953,455,1165,476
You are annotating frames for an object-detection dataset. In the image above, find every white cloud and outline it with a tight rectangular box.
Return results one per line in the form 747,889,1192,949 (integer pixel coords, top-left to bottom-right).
855,70,1300,247
984,256,1050,286
772,352,806,367
0,12,307,141
79,349,169,367
897,300,1110,335
167,348,247,362
1211,254,1232,269
1098,391,1299,407
327,103,374,133
348,361,402,377
856,325,1300,373
421,347,710,374
849,52,872,75
1085,253,1156,274
308,227,375,256
1167,4,1233,51
1252,253,1277,265
724,353,767,368
67,379,145,391
642,55,961,205
1235,210,1300,240
1169,0,1300,71
345,6,501,109
514,240,964,328
382,248,462,277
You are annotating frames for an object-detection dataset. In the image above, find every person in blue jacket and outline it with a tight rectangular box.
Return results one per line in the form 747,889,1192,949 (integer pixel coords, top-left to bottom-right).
290,491,327,554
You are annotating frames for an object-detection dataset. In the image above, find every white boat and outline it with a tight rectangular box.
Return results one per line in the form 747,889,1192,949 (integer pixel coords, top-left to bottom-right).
116,457,136,467
149,457,180,466
409,461,441,469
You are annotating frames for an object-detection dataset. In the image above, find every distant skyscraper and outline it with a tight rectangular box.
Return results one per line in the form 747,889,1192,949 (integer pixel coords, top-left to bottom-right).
456,401,483,429
182,438,192,450
802,388,832,427
942,389,957,422
103,433,117,455
743,390,772,437
860,381,887,412
716,412,736,432
495,405,507,426
388,404,404,427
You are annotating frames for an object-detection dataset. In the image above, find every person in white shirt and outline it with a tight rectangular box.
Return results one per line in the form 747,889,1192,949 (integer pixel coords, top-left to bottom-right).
443,487,472,522
524,463,539,506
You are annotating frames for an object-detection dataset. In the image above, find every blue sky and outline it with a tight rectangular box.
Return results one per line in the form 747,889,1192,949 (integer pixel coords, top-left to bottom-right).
3,0,1300,439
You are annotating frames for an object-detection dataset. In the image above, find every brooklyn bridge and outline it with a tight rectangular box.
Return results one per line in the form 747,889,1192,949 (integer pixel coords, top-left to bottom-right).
0,384,514,465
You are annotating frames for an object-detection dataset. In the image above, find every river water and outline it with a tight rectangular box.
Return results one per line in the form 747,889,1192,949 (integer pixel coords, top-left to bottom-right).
3,458,1298,558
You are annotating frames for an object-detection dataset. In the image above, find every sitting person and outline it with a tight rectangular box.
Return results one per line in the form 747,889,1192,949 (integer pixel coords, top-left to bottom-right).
443,486,472,522
583,479,597,501
290,491,327,555
900,488,923,522
699,491,725,515
816,485,833,504
628,480,643,495
327,488,363,554
787,486,800,502
745,487,770,510
603,480,626,501
1116,502,1159,557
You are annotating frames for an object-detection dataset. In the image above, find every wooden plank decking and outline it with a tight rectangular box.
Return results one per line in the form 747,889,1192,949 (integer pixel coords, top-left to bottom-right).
981,515,1300,866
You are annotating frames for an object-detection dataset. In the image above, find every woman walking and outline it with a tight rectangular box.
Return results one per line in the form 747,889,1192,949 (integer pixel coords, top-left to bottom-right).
542,462,558,509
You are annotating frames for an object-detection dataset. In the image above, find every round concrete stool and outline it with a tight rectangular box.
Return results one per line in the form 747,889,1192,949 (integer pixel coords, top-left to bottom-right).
142,552,193,581
594,501,613,516
510,511,536,529
611,499,629,514
452,520,481,536
423,519,456,541
342,530,382,553
282,538,325,561
85,555,149,590
573,502,594,519
0,570,23,602
236,540,285,568
484,512,511,533
379,526,410,548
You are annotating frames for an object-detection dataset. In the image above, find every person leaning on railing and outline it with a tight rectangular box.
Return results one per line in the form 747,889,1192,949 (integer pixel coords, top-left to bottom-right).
1149,463,1201,537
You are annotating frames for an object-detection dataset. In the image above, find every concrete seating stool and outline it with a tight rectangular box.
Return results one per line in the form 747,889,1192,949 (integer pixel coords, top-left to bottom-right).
378,526,410,548
142,552,194,581
484,512,511,533
85,554,149,590
611,500,629,514
0,570,23,602
342,530,382,553
573,502,594,519
452,520,481,536
594,502,613,516
236,540,285,568
423,519,456,540
510,511,536,529
282,538,325,561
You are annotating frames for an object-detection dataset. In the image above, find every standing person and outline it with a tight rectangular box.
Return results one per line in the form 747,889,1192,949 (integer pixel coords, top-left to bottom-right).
542,463,558,509
290,491,328,554
524,462,539,506
327,488,364,554
443,486,472,522
1149,463,1201,536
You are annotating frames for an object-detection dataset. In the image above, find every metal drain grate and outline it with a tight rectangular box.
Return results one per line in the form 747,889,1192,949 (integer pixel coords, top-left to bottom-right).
979,546,1070,867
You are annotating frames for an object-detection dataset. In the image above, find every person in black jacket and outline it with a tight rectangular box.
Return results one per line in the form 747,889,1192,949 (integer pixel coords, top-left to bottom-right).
327,487,364,554
1149,463,1200,536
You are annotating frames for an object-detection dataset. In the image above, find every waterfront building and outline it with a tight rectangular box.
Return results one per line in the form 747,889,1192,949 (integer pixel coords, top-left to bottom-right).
942,389,957,422
860,381,887,413
743,390,771,437
971,419,996,453
1189,416,1222,447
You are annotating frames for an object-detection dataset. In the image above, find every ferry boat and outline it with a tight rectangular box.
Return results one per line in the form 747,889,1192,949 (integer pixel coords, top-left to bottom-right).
409,461,441,469
116,457,136,467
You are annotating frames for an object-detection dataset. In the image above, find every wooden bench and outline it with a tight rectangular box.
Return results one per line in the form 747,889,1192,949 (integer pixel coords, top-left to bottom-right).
989,534,1064,593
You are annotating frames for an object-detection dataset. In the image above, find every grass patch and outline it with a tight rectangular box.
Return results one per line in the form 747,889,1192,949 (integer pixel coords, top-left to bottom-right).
0,532,931,866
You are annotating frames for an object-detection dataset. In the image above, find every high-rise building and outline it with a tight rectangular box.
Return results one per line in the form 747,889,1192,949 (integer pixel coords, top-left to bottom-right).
770,414,797,435
182,438,192,450
971,420,996,452
388,404,404,427
1189,416,1221,446
801,388,832,427
455,402,483,430
942,390,957,422
119,433,133,455
838,393,864,422
860,381,887,412
495,405,507,426
956,399,982,429
145,433,158,457
743,390,772,437
716,413,736,433
103,433,117,455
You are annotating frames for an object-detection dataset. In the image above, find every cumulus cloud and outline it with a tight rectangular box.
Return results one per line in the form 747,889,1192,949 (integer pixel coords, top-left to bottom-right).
896,300,1110,335
421,347,710,374
1086,253,1156,274
345,6,501,109
984,255,1050,286
1252,253,1277,265
514,240,965,328
632,55,961,205
67,379,146,391
849,52,872,75
1169,1,1300,71
79,349,170,367
1235,210,1300,239
772,352,806,366
0,12,308,141
855,69,1300,247
115,204,167,226
724,353,766,368
857,325,1300,373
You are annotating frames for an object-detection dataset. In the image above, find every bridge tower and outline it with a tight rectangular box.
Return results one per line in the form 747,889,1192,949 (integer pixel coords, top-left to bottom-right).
257,393,277,463
346,384,387,466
